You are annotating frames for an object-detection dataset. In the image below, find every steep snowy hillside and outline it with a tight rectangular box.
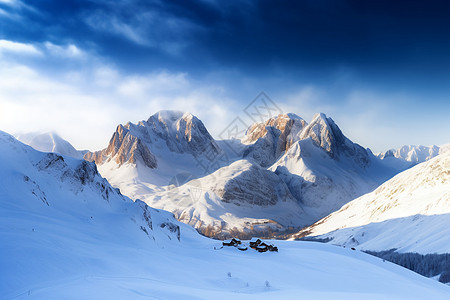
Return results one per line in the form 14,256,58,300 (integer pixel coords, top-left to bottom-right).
15,132,87,159
293,152,450,255
0,131,189,296
2,131,450,298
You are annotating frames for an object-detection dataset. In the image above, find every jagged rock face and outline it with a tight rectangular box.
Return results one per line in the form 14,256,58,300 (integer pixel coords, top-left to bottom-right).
242,114,306,167
145,111,221,157
299,113,370,167
243,112,369,168
212,163,295,206
85,111,220,169
85,124,157,169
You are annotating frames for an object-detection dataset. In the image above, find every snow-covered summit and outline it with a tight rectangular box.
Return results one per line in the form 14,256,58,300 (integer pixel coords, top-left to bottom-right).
15,131,86,159
144,110,220,156
299,113,370,166
85,110,222,170
242,112,370,168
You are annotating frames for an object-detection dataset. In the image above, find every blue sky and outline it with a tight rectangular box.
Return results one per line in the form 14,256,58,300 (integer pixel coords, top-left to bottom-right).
0,0,449,152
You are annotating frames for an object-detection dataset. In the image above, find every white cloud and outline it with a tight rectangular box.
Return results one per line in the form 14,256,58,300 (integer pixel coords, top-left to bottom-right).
0,53,238,151
0,39,42,56
44,42,84,58
117,72,189,98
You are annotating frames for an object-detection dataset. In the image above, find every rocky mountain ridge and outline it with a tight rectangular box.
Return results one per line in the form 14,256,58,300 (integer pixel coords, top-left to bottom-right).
82,110,400,238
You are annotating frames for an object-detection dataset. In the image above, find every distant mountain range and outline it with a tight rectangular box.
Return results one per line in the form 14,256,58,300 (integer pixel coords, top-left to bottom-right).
79,110,401,238
17,111,448,239
377,144,449,170
17,112,447,240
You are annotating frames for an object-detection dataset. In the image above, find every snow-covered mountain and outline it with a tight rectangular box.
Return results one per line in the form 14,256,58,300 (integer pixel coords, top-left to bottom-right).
269,113,398,221
377,144,448,170
85,110,221,168
15,132,87,159
4,131,449,298
85,110,400,238
293,152,450,254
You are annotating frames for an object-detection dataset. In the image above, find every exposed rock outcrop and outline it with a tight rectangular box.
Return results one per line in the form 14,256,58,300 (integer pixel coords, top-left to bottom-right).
242,113,306,167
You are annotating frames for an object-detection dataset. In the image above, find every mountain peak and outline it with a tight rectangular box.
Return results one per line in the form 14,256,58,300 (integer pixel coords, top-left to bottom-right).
298,113,370,167
85,110,221,169
149,110,193,123
14,131,86,159
300,113,342,156
242,113,307,167
312,112,328,121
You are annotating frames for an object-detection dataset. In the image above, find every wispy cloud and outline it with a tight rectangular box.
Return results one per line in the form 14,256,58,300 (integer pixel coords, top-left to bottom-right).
44,42,84,58
0,40,42,56
82,2,204,56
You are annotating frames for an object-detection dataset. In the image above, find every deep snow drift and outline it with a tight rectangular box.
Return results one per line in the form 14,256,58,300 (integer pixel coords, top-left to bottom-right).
2,131,450,299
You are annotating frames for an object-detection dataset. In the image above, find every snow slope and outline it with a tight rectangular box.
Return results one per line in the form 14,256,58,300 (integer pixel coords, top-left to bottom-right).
15,132,87,159
1,131,450,299
293,152,450,254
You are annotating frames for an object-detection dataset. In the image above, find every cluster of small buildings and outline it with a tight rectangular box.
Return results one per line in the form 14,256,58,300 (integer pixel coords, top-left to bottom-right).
222,238,278,253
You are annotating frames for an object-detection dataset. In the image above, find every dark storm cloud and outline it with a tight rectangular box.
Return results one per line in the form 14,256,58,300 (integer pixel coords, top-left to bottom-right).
2,0,450,80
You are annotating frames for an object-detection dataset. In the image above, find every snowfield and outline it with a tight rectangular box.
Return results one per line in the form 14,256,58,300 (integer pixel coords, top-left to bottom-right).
1,131,450,299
